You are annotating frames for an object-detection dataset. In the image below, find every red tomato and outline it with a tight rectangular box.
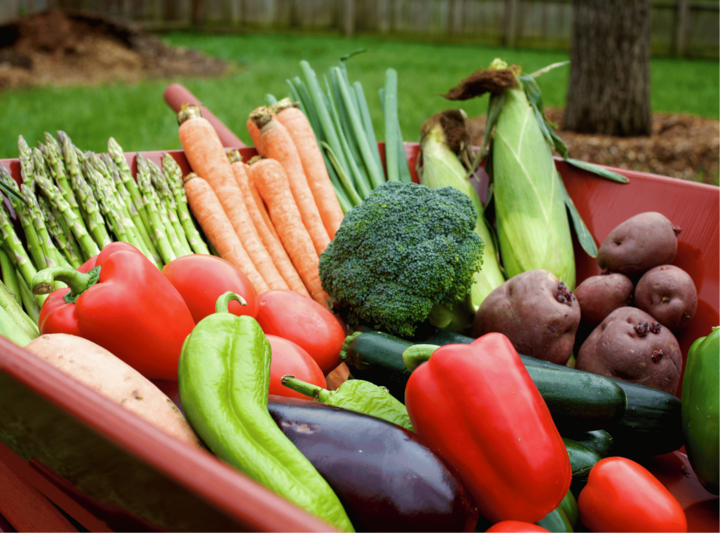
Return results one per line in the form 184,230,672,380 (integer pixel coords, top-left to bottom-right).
267,335,326,400
578,457,687,533
256,290,345,375
161,255,258,323
485,521,549,533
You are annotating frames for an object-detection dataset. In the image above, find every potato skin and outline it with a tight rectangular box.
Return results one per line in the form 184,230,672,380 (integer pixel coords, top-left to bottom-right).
25,334,203,448
597,212,678,278
472,269,581,365
575,274,634,329
635,265,697,331
576,307,682,395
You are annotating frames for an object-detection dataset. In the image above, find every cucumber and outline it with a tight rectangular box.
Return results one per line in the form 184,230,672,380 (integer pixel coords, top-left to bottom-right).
343,331,626,431
536,505,573,533
559,489,579,530
526,365,626,433
564,438,602,497
564,430,614,458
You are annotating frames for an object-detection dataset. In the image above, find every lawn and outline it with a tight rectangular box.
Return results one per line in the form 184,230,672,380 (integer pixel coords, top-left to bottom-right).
0,32,717,158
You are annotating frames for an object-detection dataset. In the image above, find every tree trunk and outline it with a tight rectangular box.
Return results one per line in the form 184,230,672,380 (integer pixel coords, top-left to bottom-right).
563,0,652,136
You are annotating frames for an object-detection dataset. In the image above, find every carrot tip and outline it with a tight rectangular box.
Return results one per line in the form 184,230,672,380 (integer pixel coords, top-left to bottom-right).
272,97,296,114
249,106,273,129
183,172,198,184
178,104,202,125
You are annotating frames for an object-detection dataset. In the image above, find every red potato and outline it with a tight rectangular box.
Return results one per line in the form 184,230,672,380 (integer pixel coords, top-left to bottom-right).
576,307,682,395
574,273,634,329
597,212,680,278
267,335,326,401
472,269,581,365
634,265,697,332
256,290,345,375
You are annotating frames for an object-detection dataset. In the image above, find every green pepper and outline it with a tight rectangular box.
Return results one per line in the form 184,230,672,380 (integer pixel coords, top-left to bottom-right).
281,376,414,432
178,292,354,532
681,327,719,494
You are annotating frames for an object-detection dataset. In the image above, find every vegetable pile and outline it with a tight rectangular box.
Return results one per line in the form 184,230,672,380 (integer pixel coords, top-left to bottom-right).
0,54,716,534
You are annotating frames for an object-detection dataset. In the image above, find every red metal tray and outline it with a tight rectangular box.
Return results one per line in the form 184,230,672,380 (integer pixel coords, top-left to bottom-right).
0,129,717,531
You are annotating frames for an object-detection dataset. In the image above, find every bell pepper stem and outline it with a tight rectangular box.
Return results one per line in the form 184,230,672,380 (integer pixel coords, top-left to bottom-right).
403,344,440,372
281,375,332,402
31,265,100,298
215,291,247,313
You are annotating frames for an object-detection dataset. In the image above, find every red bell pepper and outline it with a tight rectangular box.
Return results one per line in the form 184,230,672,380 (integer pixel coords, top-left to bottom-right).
404,332,571,524
33,242,195,381
578,457,687,533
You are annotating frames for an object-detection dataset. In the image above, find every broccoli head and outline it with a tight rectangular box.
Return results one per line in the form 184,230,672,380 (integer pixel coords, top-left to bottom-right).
319,181,484,337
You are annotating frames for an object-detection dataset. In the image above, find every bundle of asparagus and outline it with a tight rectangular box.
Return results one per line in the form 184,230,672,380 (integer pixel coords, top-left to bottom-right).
0,132,212,324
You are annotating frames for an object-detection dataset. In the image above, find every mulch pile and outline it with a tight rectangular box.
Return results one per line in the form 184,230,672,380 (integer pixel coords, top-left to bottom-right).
467,108,719,184
0,9,228,88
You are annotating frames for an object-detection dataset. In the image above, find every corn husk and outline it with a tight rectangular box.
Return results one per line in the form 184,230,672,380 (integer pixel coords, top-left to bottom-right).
492,85,576,289
419,116,506,309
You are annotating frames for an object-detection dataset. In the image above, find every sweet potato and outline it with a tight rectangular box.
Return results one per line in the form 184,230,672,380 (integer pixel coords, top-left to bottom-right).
472,269,581,365
576,307,682,395
635,265,697,331
25,334,203,448
574,273,634,329
597,212,679,278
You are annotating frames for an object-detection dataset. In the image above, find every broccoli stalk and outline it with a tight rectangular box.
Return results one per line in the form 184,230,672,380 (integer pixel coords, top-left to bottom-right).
319,181,484,337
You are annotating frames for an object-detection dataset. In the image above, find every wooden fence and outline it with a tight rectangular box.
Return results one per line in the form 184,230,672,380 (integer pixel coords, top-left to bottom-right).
1,0,718,57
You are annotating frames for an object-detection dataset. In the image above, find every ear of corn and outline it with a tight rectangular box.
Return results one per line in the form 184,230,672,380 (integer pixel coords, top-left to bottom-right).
492,85,576,289
419,119,506,309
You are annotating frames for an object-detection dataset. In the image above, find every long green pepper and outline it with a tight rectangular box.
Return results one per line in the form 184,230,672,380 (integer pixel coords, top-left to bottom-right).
179,292,354,532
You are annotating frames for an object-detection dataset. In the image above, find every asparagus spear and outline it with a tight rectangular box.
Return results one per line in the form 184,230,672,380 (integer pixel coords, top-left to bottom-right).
40,196,82,268
147,159,191,256
15,267,40,324
0,249,20,300
0,205,46,308
0,279,39,340
162,153,210,255
43,132,78,209
21,183,69,270
58,131,111,249
35,174,99,260
136,155,175,265
108,138,154,235
0,164,45,270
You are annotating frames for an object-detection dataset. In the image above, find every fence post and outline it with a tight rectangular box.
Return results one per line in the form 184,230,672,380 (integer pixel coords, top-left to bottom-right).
342,0,356,36
504,0,519,48
674,0,690,56
191,0,205,28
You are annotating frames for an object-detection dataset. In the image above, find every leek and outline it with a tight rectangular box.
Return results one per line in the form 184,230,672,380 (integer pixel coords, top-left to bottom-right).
419,113,505,309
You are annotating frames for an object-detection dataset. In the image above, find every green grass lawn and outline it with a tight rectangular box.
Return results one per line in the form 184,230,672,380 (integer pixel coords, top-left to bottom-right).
0,32,717,159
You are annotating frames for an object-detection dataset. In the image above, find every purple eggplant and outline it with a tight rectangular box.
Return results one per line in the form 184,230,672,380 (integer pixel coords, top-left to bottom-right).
267,396,479,532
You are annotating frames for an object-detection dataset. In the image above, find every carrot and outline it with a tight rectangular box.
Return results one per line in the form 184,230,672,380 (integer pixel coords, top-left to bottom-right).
251,158,330,306
250,107,331,257
177,104,288,291
274,98,344,239
229,152,310,297
247,108,264,154
183,173,268,293
245,155,280,241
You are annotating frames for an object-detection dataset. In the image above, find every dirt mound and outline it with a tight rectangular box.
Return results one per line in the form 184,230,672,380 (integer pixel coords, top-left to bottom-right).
0,9,228,88
467,108,719,184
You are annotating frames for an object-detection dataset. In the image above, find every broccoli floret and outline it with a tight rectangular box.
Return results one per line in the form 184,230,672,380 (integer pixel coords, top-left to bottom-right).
319,181,484,337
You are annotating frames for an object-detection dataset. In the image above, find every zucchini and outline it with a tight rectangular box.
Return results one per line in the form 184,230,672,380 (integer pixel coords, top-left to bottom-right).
536,506,573,533
559,489,579,530
343,331,626,431
564,438,602,497
526,365,626,433
565,430,614,458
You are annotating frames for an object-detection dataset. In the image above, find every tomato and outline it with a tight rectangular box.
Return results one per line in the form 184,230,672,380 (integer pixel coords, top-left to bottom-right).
578,457,687,533
256,290,345,375
267,335,326,400
485,521,549,533
161,255,258,323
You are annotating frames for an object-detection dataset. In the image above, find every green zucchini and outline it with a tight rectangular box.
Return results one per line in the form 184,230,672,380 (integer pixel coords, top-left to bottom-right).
565,430,614,458
536,505,573,533
343,331,626,431
564,438,602,497
526,365,626,433
559,489,579,530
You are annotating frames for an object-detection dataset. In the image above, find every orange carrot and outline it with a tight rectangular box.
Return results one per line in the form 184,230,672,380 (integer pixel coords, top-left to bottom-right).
246,155,279,242
229,152,310,297
274,98,344,239
183,173,268,293
247,108,264,154
177,104,288,291
251,158,330,306
250,107,331,257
